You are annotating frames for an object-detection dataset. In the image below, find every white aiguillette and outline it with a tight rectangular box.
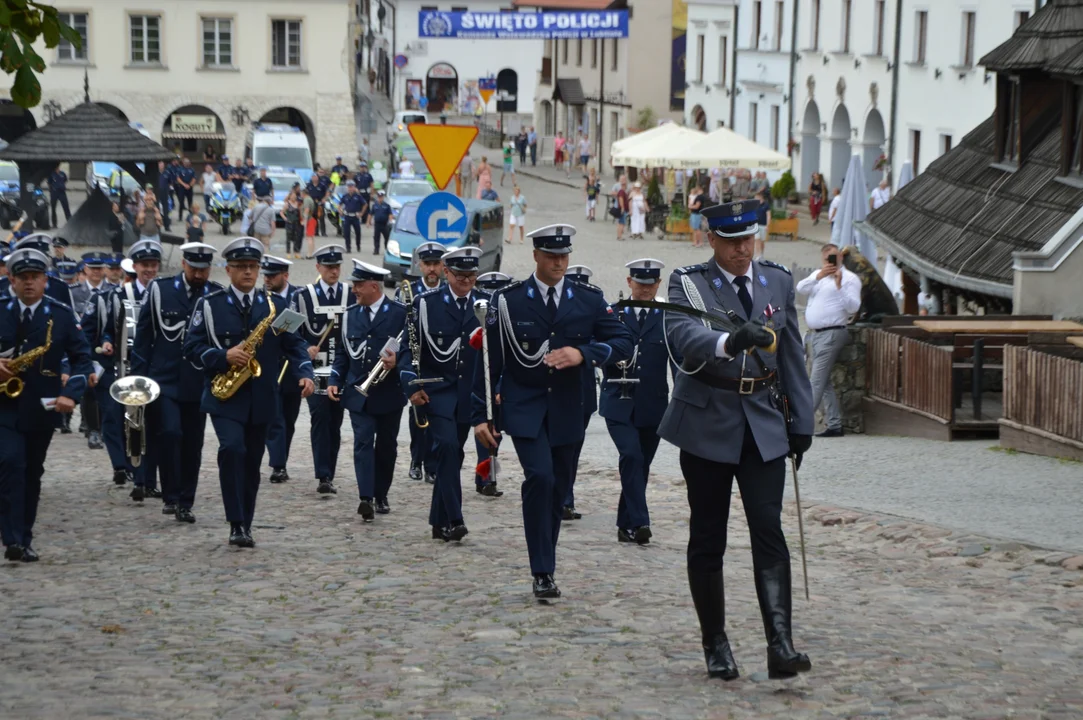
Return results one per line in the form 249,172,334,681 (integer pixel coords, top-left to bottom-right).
272,309,306,335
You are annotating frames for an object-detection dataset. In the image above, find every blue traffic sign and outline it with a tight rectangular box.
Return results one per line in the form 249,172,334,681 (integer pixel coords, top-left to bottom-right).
416,192,468,243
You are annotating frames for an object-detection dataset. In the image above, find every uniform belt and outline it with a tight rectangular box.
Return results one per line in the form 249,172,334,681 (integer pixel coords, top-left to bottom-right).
811,325,846,332
344,212,359,217
695,370,776,395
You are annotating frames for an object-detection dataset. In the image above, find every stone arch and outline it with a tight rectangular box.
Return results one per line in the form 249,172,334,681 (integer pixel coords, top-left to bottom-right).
800,100,822,187
540,99,554,135
257,106,316,162
496,68,518,113
829,103,851,191
862,108,886,190
690,104,707,131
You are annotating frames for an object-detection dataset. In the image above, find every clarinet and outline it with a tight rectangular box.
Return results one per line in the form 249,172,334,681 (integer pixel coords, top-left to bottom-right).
401,280,429,429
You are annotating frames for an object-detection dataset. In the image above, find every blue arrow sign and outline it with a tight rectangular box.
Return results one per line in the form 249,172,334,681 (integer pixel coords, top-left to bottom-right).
416,192,468,243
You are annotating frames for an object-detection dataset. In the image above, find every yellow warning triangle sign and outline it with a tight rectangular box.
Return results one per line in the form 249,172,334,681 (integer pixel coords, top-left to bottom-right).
408,125,479,191
479,88,494,105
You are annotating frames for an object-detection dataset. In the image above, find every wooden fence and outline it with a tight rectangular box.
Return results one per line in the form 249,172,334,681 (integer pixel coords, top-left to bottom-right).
867,329,900,402
901,337,954,421
1003,346,1083,443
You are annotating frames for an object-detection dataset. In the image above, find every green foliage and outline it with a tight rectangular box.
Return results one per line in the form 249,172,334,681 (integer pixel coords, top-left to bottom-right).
646,172,663,207
0,1,82,108
634,106,656,130
771,170,796,200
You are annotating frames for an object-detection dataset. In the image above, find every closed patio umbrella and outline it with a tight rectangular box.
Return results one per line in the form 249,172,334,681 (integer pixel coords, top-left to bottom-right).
831,153,876,265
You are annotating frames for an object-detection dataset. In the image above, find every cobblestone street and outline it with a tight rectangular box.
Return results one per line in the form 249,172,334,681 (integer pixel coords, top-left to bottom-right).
3,167,1082,718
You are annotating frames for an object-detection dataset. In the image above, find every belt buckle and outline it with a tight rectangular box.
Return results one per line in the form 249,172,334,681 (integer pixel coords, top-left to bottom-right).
738,377,756,395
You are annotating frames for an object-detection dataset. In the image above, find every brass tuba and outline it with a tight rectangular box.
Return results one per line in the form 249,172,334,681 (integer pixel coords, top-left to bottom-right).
109,375,161,467
1,319,53,398
210,291,277,401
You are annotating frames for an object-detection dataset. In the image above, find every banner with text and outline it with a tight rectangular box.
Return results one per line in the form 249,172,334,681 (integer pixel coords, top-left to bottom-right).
418,10,629,40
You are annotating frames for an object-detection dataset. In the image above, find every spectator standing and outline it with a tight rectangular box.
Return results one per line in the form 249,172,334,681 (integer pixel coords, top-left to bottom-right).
480,178,499,201
47,163,71,227
577,133,591,173
528,126,538,166
252,167,273,200
749,171,769,198
629,181,648,238
135,189,163,242
553,132,566,168
616,175,629,241
203,145,217,165
474,156,492,200
506,185,527,244
359,137,371,166
517,129,528,164
808,172,825,225
250,196,276,246
281,185,303,259
827,188,843,227
501,142,515,186
870,179,891,211
200,164,217,212
186,203,208,244
733,170,751,200
240,199,256,236
108,201,126,254
584,168,600,222
302,187,318,258
156,160,173,232
795,243,862,438
459,154,474,199
688,184,705,248
398,154,415,177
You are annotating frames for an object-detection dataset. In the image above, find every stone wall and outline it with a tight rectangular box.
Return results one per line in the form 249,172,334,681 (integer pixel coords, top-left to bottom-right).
807,325,868,434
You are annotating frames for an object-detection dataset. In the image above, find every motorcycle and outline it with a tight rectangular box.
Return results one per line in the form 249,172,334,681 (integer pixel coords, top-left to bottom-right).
0,183,49,230
208,183,244,235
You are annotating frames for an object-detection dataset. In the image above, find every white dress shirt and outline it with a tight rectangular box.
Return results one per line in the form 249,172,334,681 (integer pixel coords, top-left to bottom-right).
870,186,891,210
796,267,862,329
230,286,256,307
712,264,755,360
363,294,383,321
17,298,43,318
532,274,565,309
828,194,842,222
318,279,342,302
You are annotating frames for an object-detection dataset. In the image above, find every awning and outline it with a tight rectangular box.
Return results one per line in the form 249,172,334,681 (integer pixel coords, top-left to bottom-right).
161,131,227,141
554,78,586,106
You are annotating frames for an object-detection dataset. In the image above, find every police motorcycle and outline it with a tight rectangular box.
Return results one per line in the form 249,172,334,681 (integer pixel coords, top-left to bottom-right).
0,182,49,230
325,185,348,235
208,182,245,235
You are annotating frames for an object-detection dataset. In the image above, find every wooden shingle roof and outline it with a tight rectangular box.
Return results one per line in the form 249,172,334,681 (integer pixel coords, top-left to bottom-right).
0,102,174,163
865,118,1083,293
981,0,1083,72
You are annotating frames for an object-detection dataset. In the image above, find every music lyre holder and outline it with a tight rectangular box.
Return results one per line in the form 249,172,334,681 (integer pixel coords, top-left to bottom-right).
609,372,640,400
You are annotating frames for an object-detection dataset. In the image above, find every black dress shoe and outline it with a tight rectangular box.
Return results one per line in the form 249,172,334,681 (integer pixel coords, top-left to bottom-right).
241,528,255,548
145,487,162,499
4,544,24,562
357,498,375,521
228,524,246,546
634,526,653,545
409,464,423,481
424,472,436,485
270,467,289,484
176,508,196,524
476,483,504,497
162,503,178,515
816,427,844,438
441,524,469,542
618,528,637,543
431,526,443,540
317,479,337,494
562,506,582,520
112,468,128,485
20,546,39,563
532,574,561,599
88,431,104,450
130,486,145,502
375,499,390,514
703,634,740,680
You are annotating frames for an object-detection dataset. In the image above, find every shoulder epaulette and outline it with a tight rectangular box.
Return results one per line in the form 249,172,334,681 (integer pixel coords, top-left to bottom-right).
568,279,603,294
417,286,443,300
388,297,406,308
676,263,708,276
474,288,493,299
493,279,524,296
206,280,225,290
759,259,791,275
43,296,73,313
203,288,227,300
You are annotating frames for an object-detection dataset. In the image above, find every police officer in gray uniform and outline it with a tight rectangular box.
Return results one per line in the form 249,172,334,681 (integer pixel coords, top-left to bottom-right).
658,200,814,682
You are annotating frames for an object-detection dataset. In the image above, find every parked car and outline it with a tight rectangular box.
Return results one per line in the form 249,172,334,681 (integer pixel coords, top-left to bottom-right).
385,175,435,216
385,111,427,146
382,199,503,285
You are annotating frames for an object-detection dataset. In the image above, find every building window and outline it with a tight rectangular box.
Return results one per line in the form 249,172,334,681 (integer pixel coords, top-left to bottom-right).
910,129,921,172
202,17,233,68
840,0,851,53
940,134,953,155
750,102,759,142
961,11,976,67
576,38,583,67
271,19,302,69
562,38,568,65
914,11,928,64
719,35,728,86
57,12,88,62
696,34,705,82
611,38,618,70
873,0,885,56
770,105,780,151
753,0,762,50
810,0,820,51
774,1,784,51
592,38,598,68
130,15,161,64
999,76,1021,163
1015,11,1030,29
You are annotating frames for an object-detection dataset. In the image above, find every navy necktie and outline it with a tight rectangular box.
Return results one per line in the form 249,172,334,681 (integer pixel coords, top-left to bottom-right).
22,307,32,326
733,276,754,319
546,286,557,318
328,286,337,305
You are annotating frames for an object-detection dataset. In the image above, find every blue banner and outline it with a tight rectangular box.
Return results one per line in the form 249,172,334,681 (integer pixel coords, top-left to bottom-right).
419,10,629,40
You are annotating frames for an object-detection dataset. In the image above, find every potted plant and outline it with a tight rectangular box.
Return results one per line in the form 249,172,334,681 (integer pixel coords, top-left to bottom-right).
770,170,796,209
768,171,799,241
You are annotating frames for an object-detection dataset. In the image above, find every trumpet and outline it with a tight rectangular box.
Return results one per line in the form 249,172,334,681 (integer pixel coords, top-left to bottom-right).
356,333,402,397
109,375,160,467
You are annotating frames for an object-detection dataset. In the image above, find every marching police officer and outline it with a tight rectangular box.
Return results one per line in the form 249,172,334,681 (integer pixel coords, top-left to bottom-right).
0,248,93,562
369,190,393,255
339,180,367,253
327,260,406,521
398,242,446,483
399,246,490,541
292,244,355,494
131,243,222,523
1,235,75,309
262,256,303,484
560,264,599,521
47,164,71,228
659,200,813,682
473,224,633,600
105,253,125,286
601,259,672,545
183,237,315,547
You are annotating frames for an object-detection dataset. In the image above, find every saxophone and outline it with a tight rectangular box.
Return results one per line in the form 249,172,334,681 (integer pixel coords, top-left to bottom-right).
1,319,53,398
210,292,277,401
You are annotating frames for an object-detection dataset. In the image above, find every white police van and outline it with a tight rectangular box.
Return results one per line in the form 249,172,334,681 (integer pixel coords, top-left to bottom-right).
244,124,314,182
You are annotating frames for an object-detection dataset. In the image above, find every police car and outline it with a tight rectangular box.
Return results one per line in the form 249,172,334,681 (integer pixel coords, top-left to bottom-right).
385,175,434,216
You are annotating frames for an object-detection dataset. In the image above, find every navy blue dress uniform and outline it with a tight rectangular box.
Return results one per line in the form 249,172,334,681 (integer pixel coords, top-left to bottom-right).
472,224,634,599
398,247,488,541
174,163,196,218
397,242,446,484
600,259,673,545
354,165,374,193
328,260,407,519
370,191,393,254
658,200,814,681
131,243,222,522
0,249,93,562
47,167,71,227
560,264,598,520
262,256,303,484
339,182,368,253
182,237,314,547
70,253,115,318
0,235,75,310
290,244,356,493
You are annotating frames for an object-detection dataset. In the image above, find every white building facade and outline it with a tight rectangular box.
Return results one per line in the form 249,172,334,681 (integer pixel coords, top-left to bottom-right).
2,0,359,167
684,0,738,131
733,0,796,165
393,1,541,126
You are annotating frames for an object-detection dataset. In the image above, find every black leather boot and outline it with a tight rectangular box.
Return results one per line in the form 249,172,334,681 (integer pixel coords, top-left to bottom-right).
754,564,812,679
688,569,739,680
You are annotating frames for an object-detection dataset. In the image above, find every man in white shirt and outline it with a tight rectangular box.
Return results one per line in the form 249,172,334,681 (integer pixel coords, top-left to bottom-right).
869,180,891,211
795,243,862,437
398,156,415,178
827,188,842,226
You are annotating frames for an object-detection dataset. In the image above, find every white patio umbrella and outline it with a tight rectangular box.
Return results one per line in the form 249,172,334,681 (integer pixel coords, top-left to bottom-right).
880,160,913,302
831,153,876,265
661,126,792,171
609,122,682,156
611,126,706,167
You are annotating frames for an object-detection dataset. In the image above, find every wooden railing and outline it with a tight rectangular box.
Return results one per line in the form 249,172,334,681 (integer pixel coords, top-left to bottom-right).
901,337,954,421
867,328,900,402
1003,346,1083,443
